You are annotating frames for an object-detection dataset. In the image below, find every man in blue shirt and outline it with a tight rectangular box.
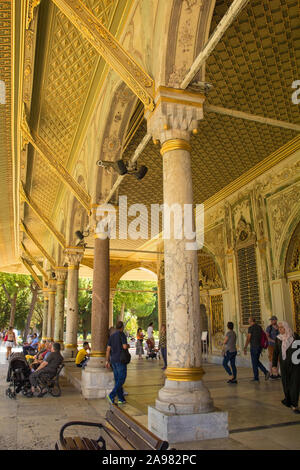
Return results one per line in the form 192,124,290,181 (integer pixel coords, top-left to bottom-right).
106,321,129,404
23,333,39,355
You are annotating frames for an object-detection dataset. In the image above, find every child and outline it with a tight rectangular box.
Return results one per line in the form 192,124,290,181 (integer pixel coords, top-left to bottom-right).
75,342,90,368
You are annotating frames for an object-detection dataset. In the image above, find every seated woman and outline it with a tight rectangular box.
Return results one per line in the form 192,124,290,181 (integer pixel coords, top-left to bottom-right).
75,342,90,368
27,341,52,370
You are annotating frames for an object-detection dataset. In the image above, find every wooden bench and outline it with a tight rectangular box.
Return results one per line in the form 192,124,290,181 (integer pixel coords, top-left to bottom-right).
55,404,169,450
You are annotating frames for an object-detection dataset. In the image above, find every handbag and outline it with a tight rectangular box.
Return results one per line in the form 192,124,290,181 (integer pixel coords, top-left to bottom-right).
119,333,131,365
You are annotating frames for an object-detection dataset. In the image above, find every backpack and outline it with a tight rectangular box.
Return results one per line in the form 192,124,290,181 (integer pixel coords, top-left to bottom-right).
260,330,268,349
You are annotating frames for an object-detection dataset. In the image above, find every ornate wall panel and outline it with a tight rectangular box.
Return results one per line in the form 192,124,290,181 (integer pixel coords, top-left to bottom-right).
290,280,300,335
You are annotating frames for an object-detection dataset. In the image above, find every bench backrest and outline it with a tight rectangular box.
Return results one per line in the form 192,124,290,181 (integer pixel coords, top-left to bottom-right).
105,405,168,450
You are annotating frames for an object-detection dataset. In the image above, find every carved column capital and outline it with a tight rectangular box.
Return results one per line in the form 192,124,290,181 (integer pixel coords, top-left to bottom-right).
64,246,85,268
55,266,68,283
145,86,205,145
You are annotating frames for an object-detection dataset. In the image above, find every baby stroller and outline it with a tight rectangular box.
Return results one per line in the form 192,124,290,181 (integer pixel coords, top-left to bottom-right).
6,352,31,399
145,339,158,360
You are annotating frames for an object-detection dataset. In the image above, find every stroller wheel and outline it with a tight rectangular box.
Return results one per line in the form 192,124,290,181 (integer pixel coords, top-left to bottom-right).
49,384,61,397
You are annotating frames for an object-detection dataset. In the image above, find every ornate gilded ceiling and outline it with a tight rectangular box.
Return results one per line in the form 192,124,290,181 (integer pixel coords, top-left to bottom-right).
1,0,300,276
119,0,299,209
0,1,16,267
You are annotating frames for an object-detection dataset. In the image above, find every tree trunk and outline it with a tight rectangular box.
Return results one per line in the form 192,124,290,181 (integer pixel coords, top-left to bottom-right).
9,293,17,327
23,283,39,342
117,303,125,323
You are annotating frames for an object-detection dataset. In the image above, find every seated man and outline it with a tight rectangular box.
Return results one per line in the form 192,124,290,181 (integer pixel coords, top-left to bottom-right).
27,342,63,397
23,333,39,355
75,342,90,368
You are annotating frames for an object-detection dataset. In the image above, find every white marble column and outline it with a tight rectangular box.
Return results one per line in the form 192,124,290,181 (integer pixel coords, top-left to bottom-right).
42,288,49,341
54,267,67,348
64,247,84,359
47,280,56,341
146,87,228,443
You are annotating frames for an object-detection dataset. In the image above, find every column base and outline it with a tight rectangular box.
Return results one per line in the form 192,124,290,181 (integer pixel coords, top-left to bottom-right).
156,379,213,414
81,368,114,399
62,347,77,359
148,406,228,443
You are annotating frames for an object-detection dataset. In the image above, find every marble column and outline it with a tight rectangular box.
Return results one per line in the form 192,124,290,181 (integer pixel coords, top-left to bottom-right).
47,280,56,341
54,267,67,348
109,291,115,328
64,247,84,359
157,259,166,331
42,288,49,341
146,87,228,443
81,210,114,398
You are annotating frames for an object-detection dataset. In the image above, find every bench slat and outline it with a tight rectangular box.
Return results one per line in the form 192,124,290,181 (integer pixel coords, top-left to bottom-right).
108,405,167,450
106,410,153,450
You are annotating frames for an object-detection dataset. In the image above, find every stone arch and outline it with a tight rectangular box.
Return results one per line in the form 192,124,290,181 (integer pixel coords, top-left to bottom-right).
163,0,216,87
91,79,138,204
284,220,300,276
65,193,89,247
110,260,157,289
198,245,226,290
277,207,300,278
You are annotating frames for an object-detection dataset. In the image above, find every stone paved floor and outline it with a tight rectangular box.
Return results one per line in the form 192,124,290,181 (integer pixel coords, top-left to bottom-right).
1,345,300,450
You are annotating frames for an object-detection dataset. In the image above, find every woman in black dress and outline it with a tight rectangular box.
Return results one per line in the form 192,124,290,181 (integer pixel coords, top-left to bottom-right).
272,321,300,414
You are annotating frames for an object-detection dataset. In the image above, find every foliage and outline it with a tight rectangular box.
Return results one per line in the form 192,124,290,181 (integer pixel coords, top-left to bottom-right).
77,278,92,336
0,272,33,330
113,280,158,332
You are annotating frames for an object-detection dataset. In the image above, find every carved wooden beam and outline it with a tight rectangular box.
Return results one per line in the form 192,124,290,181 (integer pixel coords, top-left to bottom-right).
20,241,49,280
21,257,43,289
21,113,91,212
20,184,66,249
51,0,155,110
20,220,56,268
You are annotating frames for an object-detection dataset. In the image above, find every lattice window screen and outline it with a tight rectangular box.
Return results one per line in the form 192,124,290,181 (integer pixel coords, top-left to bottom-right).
237,244,261,326
290,280,300,335
210,294,224,335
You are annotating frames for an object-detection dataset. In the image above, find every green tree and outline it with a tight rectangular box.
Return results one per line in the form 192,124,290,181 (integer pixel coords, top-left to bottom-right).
0,272,32,330
113,281,158,330
77,278,92,339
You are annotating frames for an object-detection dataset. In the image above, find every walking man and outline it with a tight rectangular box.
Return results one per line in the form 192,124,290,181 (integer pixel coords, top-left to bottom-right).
106,321,129,405
266,315,280,379
244,316,270,382
222,322,237,384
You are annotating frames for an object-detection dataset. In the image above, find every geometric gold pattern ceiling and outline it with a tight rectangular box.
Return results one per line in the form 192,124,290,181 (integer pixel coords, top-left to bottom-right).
119,0,300,209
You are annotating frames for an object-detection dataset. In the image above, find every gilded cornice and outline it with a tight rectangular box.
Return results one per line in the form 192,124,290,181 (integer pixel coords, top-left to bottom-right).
20,241,48,279
20,183,66,249
20,256,43,289
20,220,56,268
52,0,154,110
